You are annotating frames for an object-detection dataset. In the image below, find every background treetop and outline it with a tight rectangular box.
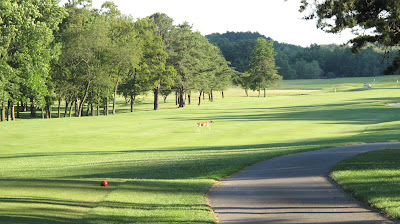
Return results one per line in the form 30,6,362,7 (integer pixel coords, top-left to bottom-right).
300,0,400,74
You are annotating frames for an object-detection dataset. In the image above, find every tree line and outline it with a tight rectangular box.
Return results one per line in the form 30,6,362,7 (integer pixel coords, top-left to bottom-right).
9,1,389,122
0,0,234,121
300,0,400,75
207,31,397,80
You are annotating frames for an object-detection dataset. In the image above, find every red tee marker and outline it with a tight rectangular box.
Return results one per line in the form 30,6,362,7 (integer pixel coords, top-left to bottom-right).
101,180,108,186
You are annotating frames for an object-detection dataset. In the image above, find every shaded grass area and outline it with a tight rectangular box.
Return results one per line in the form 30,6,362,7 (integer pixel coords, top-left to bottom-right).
331,147,400,219
0,178,214,224
1,76,400,223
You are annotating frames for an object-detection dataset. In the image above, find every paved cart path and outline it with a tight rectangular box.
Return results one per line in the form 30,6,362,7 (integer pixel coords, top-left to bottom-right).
208,142,400,224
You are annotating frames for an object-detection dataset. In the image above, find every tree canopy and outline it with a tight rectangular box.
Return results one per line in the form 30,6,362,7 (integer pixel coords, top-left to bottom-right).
0,0,67,120
0,1,234,121
300,0,400,74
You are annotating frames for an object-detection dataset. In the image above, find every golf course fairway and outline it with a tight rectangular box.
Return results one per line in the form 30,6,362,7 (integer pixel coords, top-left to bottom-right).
1,76,400,223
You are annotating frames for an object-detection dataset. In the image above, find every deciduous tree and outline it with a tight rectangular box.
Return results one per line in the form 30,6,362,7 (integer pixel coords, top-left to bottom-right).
247,38,281,97
135,17,170,110
0,0,66,121
58,2,111,117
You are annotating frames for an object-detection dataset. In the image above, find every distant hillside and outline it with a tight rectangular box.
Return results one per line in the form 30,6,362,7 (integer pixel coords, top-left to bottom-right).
206,31,395,79
207,31,268,43
206,32,302,74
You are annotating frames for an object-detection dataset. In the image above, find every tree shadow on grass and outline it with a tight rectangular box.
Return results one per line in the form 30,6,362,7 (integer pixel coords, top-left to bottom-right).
1,125,399,181
170,100,400,125
1,128,399,223
3,99,400,223
0,179,215,224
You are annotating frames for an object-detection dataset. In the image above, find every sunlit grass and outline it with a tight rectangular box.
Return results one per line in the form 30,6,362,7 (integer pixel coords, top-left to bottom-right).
1,75,400,223
280,75,400,91
331,147,400,219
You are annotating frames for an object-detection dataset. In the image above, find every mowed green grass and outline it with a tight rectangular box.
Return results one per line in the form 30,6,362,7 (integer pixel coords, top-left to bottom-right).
1,76,400,223
331,147,400,219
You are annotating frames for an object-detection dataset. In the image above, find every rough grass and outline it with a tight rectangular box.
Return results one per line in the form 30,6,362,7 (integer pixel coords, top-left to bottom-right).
331,147,400,219
1,75,400,223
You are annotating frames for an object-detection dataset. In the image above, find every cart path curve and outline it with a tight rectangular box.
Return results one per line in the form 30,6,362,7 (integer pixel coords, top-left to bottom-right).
208,142,400,224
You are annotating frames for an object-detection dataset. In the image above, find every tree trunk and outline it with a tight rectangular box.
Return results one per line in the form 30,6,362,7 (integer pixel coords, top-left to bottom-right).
130,96,134,112
258,89,261,97
163,95,167,103
245,89,249,97
210,90,214,102
78,80,92,117
198,91,202,106
46,103,51,119
97,103,100,116
30,98,35,117
64,100,69,117
69,101,74,117
153,82,160,110
178,87,185,108
103,97,109,116
7,100,15,121
86,103,90,116
175,91,178,105
222,91,224,99
58,100,61,118
12,104,15,121
264,88,266,97
75,99,78,116
113,70,121,115
16,102,20,118
74,98,79,117
188,91,191,105
7,100,11,121
91,104,94,116
41,108,45,119
106,96,109,115
103,98,106,115
179,93,185,108
130,94,134,112
1,103,5,121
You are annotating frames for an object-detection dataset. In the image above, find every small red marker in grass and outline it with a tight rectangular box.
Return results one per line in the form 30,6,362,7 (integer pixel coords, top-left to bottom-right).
101,180,108,186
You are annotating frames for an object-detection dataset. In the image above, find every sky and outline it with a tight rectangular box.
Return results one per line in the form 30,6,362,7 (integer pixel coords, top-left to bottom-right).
59,0,356,47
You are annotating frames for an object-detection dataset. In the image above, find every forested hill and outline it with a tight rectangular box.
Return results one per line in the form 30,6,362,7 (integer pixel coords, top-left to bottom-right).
207,31,270,43
206,31,395,79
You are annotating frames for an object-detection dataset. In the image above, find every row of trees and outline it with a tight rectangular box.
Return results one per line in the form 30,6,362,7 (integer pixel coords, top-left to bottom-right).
277,44,396,79
0,0,234,121
0,0,67,121
207,32,396,80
